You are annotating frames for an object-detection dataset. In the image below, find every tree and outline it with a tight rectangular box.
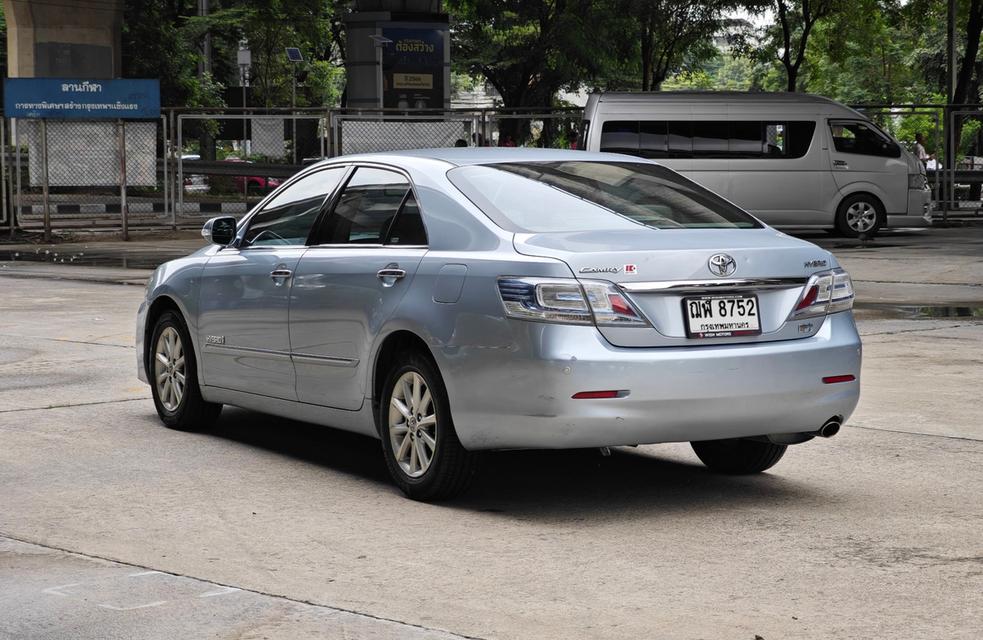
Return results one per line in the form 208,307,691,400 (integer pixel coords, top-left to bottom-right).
739,0,839,91
631,0,734,91
448,0,625,108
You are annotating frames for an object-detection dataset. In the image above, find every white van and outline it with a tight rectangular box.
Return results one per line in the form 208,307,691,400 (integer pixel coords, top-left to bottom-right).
580,91,931,237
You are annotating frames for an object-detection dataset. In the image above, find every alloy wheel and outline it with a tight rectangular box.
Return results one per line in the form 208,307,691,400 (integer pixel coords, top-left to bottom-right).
154,326,186,412
845,201,877,233
388,371,437,478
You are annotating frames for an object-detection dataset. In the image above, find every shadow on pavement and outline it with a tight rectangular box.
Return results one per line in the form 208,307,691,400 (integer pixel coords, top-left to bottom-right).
204,407,819,520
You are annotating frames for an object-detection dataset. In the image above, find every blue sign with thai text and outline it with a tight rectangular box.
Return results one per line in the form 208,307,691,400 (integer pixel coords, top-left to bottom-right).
4,78,161,119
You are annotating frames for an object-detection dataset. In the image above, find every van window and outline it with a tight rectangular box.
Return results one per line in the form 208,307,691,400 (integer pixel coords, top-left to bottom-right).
829,120,901,158
600,120,816,160
691,121,729,156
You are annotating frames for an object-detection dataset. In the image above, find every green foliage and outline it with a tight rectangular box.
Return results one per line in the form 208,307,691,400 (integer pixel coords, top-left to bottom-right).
448,0,627,107
123,0,344,108
306,60,345,108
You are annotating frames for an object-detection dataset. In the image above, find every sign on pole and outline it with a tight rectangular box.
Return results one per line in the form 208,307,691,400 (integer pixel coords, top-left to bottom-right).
3,78,161,119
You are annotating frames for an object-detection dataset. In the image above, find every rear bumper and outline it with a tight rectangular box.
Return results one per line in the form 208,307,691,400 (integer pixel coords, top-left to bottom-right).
442,312,861,450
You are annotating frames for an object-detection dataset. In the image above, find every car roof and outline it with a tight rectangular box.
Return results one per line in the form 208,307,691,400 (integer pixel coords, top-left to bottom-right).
591,91,844,105
311,147,639,168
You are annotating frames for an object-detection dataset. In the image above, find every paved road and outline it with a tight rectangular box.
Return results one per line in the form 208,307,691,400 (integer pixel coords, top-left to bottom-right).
1,227,981,639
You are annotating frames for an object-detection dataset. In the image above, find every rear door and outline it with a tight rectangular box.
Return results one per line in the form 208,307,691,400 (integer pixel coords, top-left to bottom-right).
289,166,427,410
197,166,348,399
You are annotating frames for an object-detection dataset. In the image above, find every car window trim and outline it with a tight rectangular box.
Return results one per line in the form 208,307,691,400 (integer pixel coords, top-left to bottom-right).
234,163,350,249
309,161,430,248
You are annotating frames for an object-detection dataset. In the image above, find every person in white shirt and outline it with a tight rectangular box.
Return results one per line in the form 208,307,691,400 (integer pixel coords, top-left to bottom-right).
914,132,933,167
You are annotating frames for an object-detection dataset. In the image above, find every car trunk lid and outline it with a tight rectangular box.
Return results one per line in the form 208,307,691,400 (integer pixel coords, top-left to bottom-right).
513,228,831,347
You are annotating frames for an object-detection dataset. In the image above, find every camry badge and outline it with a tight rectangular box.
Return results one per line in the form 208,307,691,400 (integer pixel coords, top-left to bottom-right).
707,253,737,277
580,266,621,274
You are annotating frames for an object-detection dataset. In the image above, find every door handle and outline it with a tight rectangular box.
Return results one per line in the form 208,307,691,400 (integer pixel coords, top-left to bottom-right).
377,268,407,280
270,268,293,284
833,160,849,168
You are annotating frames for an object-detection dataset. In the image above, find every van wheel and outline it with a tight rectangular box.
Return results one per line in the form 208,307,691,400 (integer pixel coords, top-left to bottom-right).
835,194,883,238
691,438,787,474
149,311,222,431
378,352,479,501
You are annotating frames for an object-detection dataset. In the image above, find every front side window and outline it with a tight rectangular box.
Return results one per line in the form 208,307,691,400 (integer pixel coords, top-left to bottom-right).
829,120,901,158
448,161,761,232
242,167,346,246
315,167,427,245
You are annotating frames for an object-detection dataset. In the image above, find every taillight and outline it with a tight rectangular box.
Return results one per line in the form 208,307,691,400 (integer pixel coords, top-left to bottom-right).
497,277,648,326
789,268,854,320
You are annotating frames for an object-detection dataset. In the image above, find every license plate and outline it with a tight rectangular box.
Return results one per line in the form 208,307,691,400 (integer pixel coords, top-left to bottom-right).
683,294,761,338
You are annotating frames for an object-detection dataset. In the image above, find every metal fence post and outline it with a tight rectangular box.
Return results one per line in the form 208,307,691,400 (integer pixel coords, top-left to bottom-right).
13,119,21,239
1,118,8,234
170,109,177,230
177,115,184,222
118,119,129,241
161,114,171,231
40,119,51,242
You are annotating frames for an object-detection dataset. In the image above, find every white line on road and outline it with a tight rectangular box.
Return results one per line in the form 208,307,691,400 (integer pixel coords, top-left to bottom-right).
41,583,81,597
98,601,168,611
198,586,240,598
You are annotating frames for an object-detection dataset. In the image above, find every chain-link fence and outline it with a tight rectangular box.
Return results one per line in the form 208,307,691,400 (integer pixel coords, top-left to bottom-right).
482,108,584,149
7,102,983,237
174,111,330,225
330,109,481,155
2,116,169,239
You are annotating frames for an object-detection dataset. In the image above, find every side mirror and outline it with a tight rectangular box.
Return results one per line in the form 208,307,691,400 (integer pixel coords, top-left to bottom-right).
202,216,237,246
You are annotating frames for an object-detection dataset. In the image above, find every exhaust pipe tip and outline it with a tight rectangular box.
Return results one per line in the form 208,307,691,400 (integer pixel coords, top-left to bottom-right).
818,417,842,438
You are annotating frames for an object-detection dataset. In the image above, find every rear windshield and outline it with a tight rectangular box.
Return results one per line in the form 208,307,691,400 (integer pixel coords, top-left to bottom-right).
447,161,761,232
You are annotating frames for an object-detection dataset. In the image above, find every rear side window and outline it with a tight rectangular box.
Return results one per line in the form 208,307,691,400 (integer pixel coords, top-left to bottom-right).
829,120,901,158
600,120,816,159
448,161,761,232
243,167,346,246
314,167,427,245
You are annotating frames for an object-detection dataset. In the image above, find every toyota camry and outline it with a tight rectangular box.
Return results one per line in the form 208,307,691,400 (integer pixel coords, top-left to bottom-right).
136,148,861,500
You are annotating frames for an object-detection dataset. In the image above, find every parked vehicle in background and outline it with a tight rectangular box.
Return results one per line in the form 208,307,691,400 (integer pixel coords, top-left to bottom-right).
181,154,209,194
580,91,931,237
223,157,282,192
137,148,860,501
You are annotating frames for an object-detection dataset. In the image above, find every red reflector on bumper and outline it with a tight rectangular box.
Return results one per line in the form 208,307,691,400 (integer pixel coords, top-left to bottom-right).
572,390,626,399
822,375,856,384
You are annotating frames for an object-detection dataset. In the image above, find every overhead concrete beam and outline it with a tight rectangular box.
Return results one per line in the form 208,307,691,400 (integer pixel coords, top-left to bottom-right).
4,0,122,78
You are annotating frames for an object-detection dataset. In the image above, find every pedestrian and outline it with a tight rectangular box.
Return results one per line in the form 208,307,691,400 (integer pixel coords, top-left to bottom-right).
914,133,933,167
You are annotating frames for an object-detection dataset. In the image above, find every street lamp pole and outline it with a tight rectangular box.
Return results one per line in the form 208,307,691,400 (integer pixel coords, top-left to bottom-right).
292,72,297,164
285,47,304,165
237,42,252,159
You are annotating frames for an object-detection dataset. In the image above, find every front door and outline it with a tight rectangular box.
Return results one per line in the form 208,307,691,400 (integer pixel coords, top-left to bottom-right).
290,166,427,410
197,166,348,399
827,119,908,213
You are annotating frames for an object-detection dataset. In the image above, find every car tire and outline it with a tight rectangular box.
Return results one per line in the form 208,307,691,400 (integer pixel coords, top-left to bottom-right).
691,438,787,474
378,351,478,501
835,194,883,238
148,310,222,431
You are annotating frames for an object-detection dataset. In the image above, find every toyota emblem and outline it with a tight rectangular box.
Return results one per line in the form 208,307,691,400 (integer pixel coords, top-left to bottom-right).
708,253,737,277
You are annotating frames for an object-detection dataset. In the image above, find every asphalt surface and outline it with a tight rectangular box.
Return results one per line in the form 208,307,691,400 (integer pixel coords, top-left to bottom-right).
1,226,981,639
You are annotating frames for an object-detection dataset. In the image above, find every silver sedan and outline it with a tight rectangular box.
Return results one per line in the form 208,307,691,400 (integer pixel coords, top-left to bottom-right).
137,148,861,500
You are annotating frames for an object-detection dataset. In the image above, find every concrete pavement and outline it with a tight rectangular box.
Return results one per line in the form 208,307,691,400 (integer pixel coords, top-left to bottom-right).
1,226,981,639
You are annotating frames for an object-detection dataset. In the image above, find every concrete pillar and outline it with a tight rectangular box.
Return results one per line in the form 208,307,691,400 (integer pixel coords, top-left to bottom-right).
344,2,449,110
4,0,123,78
